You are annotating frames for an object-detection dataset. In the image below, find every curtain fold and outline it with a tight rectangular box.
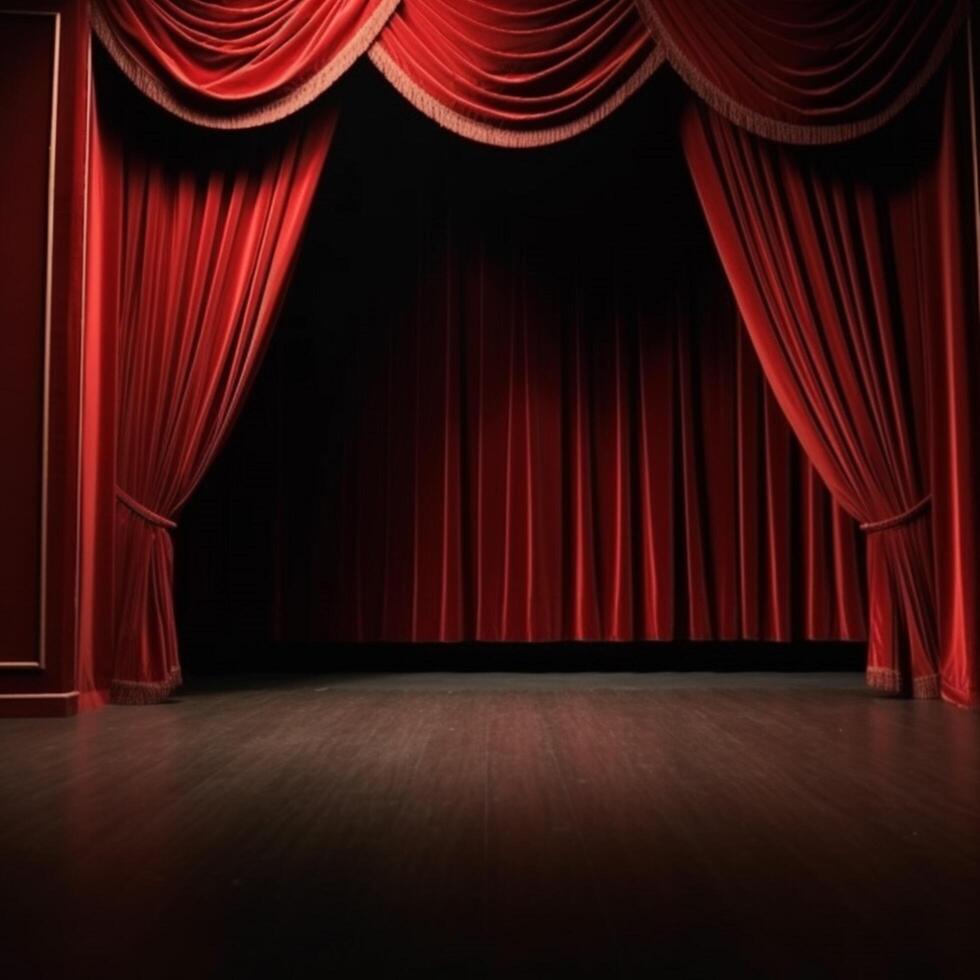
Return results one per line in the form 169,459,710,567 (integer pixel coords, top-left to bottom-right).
929,27,980,707
636,0,968,143
284,273,866,644
367,0,662,146
93,77,337,703
92,0,968,145
681,78,949,697
92,0,398,127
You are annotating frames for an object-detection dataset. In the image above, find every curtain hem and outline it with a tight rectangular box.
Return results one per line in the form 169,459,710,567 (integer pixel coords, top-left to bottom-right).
109,671,182,705
867,667,941,699
867,666,902,694
940,680,980,708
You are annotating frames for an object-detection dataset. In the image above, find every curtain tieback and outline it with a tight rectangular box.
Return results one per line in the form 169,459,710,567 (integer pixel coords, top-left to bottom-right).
115,487,177,530
859,495,931,534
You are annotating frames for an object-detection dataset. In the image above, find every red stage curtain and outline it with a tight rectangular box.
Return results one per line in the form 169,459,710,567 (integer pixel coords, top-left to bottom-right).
91,0,398,127
681,77,955,697
175,81,865,647
367,0,662,145
636,0,968,143
269,270,866,643
928,33,980,707
92,0,967,145
92,81,336,703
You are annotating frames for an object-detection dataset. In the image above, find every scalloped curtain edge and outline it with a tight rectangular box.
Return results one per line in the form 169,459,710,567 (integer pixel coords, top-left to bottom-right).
90,0,402,129
366,43,666,148
633,0,970,145
93,0,968,144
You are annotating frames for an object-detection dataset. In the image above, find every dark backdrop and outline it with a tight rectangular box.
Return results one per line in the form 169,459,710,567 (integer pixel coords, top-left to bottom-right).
174,65,866,674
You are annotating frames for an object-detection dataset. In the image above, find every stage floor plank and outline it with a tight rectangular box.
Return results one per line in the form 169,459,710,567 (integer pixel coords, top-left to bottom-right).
1,672,978,978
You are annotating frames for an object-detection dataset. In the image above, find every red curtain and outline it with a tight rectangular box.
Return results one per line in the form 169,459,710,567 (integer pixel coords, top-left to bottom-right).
92,76,336,703
681,68,965,698
93,0,967,144
267,265,866,643
928,32,980,707
91,0,399,126
636,0,968,142
367,0,661,145
175,79,865,647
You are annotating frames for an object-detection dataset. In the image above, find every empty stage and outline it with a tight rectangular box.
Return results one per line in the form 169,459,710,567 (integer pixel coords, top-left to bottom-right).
1,671,977,978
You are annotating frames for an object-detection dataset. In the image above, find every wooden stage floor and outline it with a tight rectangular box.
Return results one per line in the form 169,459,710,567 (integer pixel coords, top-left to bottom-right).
1,671,978,978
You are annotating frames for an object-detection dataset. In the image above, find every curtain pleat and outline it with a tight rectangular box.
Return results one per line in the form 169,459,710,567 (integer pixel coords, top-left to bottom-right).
926,32,980,707
272,250,866,644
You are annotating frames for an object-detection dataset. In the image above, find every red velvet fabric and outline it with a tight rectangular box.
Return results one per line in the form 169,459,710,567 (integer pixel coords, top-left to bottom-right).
93,84,336,703
176,78,865,647
681,73,959,698
928,34,980,707
92,0,967,145
637,0,968,143
267,270,866,644
80,94,120,702
91,0,398,126
367,0,661,145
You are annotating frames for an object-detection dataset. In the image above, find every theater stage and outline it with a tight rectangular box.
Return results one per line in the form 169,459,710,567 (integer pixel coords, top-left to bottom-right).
2,668,978,979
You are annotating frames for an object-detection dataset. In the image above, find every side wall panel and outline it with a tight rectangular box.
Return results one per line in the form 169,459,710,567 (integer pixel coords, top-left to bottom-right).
0,0,90,716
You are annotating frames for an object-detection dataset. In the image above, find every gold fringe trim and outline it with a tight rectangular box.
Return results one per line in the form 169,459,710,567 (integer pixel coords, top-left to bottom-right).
912,674,940,699
90,0,401,129
110,669,182,705
866,668,941,699
367,42,665,148
633,0,970,144
866,666,902,694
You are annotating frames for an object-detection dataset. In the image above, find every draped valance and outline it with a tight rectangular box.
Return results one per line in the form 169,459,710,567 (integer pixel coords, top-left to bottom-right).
637,0,969,143
91,0,401,127
92,0,969,144
368,0,661,147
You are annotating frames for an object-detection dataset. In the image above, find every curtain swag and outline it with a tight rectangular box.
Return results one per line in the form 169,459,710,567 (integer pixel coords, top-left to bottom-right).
92,0,969,145
91,0,401,128
634,0,969,145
